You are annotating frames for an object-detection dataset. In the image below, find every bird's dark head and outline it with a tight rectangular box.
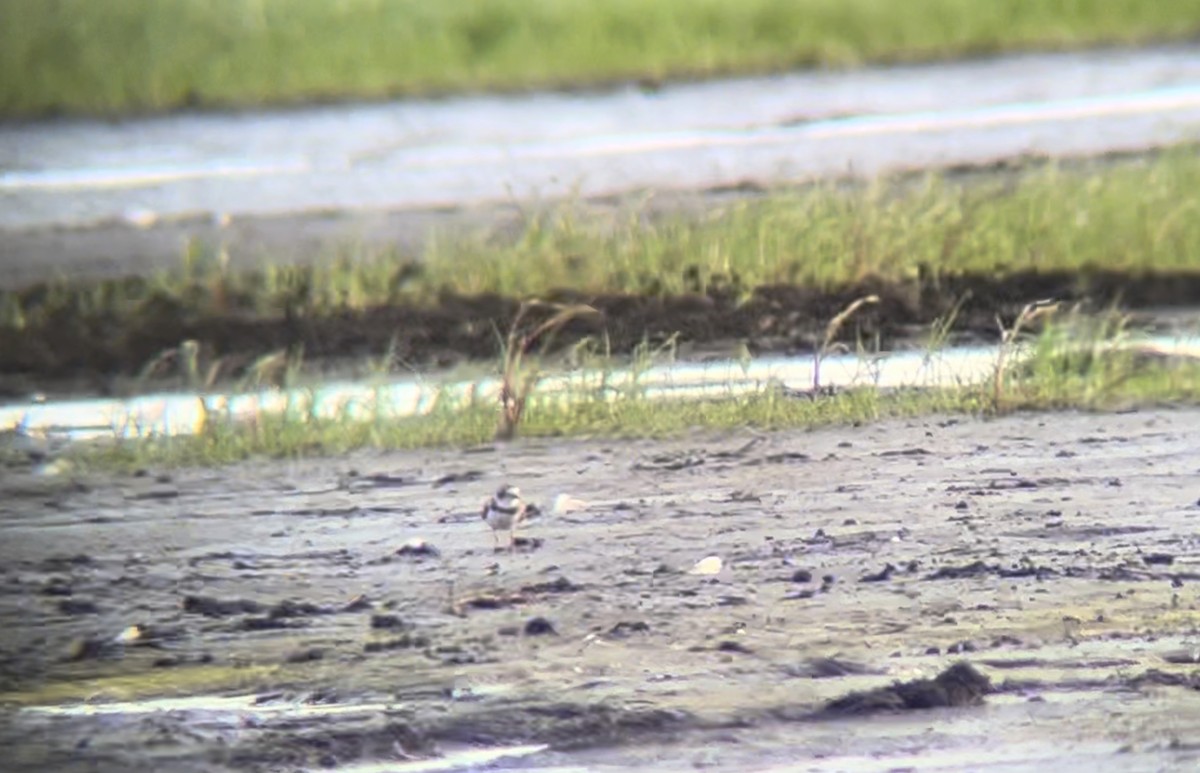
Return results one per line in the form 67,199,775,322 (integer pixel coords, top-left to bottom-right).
495,484,521,501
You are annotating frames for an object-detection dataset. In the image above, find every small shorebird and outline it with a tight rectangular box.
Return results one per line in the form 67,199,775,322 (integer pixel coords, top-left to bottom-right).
481,484,527,552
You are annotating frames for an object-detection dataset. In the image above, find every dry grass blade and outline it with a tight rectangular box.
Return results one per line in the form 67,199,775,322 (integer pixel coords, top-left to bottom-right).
993,298,1060,411
137,339,207,389
924,290,972,362
814,295,880,391
137,346,181,384
243,350,291,390
497,300,600,441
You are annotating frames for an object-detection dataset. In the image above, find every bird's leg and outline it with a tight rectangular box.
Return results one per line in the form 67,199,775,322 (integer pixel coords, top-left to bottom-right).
509,525,517,553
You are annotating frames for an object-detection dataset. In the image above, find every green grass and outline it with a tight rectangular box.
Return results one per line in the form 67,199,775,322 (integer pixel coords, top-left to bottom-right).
438,152,1200,297
69,318,1200,471
6,151,1200,337
76,387,976,470
5,0,1200,117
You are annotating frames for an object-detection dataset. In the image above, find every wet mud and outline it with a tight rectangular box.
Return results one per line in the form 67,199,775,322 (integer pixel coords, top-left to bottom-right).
2,409,1200,770
5,267,1200,398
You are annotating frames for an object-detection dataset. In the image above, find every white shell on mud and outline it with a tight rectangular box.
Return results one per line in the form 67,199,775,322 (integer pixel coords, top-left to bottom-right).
553,494,590,515
688,555,724,575
115,625,143,644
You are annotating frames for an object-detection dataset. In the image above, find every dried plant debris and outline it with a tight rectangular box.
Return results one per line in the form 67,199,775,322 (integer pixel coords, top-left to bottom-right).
819,663,992,716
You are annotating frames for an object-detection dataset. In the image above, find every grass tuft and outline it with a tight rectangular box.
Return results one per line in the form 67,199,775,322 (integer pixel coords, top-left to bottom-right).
67,320,1200,472
815,295,879,391
993,299,1061,411
496,300,600,441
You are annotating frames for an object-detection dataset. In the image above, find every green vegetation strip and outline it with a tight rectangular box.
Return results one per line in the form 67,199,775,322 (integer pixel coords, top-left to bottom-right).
5,151,1200,332
5,0,1200,117
74,341,1200,471
429,152,1200,298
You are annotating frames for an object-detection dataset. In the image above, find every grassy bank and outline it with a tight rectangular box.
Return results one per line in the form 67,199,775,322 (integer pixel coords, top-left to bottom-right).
5,153,1200,383
5,0,1200,118
67,322,1200,470
427,151,1200,298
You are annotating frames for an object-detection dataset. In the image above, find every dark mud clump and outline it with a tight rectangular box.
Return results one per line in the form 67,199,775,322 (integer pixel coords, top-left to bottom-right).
369,614,410,630
56,598,100,615
783,657,881,679
819,662,992,716
181,594,339,620
182,594,264,618
924,560,1058,581
394,539,441,558
524,616,557,636
608,620,651,637
433,703,696,750
233,720,433,771
363,633,429,653
1125,670,1200,691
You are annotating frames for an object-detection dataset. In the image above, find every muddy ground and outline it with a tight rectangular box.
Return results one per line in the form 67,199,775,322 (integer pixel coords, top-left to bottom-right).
1,408,1199,770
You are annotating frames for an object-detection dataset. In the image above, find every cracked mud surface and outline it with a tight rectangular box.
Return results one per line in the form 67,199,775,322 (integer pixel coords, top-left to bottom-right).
2,409,1199,771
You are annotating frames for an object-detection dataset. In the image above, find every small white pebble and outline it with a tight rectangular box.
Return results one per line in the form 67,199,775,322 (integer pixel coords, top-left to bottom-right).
553,493,590,515
688,555,723,576
122,207,159,229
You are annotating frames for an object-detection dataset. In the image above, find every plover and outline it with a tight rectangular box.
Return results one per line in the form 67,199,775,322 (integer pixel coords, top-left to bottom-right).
481,484,527,552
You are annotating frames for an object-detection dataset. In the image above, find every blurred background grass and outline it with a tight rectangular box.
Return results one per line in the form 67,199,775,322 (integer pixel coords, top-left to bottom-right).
6,0,1200,118
6,153,1198,343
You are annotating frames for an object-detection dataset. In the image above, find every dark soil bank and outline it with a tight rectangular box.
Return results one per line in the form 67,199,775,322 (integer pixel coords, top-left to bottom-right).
4,267,1200,399
2,409,1200,771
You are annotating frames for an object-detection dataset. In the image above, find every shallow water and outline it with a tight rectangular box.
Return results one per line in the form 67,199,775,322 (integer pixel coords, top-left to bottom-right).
3,335,1197,446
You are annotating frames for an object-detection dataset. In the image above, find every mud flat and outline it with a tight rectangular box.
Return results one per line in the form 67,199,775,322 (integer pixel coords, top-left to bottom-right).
2,409,1200,771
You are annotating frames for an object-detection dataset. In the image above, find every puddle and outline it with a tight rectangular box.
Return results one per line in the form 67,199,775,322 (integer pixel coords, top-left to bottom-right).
749,741,1142,773
18,693,550,773
326,745,549,773
21,693,392,718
